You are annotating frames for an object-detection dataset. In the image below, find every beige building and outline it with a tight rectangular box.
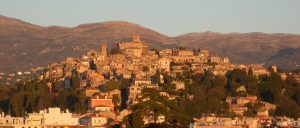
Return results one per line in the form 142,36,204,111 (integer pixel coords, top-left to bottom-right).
0,107,79,128
134,78,152,86
209,56,222,64
173,49,194,57
118,35,149,55
158,57,171,72
159,49,173,56
172,81,185,90
124,48,142,57
90,115,107,127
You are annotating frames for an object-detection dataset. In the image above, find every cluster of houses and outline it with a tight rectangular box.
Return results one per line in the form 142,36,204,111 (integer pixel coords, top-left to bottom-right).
191,86,297,128
225,86,276,117
0,71,36,86
1,35,300,127
191,115,300,128
40,35,284,89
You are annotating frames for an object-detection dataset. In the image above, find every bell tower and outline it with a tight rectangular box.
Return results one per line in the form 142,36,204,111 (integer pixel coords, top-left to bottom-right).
100,43,107,58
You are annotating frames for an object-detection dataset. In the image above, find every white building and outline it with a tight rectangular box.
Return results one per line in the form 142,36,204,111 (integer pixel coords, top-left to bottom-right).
40,107,79,126
0,107,79,128
91,115,108,127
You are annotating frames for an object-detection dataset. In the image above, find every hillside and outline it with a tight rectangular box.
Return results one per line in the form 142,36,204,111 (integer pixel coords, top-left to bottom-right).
266,47,300,69
0,15,300,72
174,32,300,68
0,16,174,72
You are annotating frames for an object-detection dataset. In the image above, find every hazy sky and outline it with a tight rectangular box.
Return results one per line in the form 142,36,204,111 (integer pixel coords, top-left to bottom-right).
0,0,299,36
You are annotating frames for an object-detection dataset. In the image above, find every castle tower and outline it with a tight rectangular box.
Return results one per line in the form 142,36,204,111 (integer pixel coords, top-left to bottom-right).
100,43,107,58
133,35,141,42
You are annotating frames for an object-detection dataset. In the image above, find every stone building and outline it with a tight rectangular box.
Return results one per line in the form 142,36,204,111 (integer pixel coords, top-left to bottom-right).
124,48,142,57
158,57,171,72
118,35,149,55
100,43,107,58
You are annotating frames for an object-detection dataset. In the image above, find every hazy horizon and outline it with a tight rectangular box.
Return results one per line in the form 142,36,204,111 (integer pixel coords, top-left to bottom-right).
1,0,300,36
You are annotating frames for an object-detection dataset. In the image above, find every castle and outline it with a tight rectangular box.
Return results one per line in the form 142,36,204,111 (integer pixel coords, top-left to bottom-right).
118,35,149,57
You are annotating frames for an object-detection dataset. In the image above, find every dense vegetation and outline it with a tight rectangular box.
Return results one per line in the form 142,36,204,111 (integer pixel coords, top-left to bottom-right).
0,71,88,116
124,69,300,127
1,67,300,127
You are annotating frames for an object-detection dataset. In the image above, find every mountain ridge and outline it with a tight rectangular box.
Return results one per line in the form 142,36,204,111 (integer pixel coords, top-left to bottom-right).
0,15,300,72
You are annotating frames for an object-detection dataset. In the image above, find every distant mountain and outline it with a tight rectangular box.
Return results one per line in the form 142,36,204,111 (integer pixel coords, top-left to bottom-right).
0,15,300,72
266,47,300,69
174,32,300,67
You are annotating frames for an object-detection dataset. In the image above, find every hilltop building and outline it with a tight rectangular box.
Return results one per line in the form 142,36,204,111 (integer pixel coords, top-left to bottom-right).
118,35,149,55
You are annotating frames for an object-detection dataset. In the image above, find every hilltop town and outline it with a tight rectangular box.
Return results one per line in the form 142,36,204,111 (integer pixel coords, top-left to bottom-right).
1,35,300,128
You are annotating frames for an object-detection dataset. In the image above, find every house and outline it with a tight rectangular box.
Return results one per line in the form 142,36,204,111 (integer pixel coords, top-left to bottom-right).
90,115,108,127
0,107,79,127
25,113,43,125
158,57,171,72
41,107,79,126
156,115,166,123
80,114,107,128
124,48,142,57
0,113,23,126
236,85,247,93
134,78,151,86
257,109,269,118
90,95,114,112
85,88,100,97
172,81,185,90
87,71,105,87
159,49,173,56
208,56,222,64
226,95,258,115
94,106,111,112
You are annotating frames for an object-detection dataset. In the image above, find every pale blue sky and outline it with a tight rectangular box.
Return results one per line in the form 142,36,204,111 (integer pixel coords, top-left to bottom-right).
0,0,299,36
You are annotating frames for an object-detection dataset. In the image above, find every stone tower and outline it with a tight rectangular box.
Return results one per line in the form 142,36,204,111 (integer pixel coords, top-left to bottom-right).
133,35,141,42
100,43,107,58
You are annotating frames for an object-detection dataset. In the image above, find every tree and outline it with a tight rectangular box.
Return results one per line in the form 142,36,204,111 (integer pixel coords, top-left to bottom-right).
120,79,131,89
212,75,227,87
124,110,144,128
244,110,255,117
150,48,159,54
177,47,186,50
112,94,120,106
103,80,121,91
71,71,81,91
275,96,300,119
132,111,144,128
9,93,25,116
143,66,149,73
